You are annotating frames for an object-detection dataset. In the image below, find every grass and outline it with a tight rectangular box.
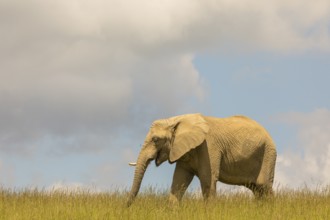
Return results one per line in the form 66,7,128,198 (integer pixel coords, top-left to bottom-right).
0,187,329,220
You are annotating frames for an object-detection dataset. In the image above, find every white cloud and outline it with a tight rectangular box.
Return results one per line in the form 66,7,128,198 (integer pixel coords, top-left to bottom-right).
1,1,329,55
46,181,101,194
0,0,207,155
276,108,330,188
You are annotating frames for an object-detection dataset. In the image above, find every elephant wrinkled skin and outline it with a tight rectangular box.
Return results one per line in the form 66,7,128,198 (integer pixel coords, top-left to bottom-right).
127,113,277,206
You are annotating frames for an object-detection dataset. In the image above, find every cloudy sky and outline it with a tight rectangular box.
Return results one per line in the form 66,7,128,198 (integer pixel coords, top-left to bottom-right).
0,0,330,192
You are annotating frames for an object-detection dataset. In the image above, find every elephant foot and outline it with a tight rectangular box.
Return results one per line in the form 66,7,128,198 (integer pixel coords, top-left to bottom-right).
168,193,180,206
126,195,136,208
246,183,274,199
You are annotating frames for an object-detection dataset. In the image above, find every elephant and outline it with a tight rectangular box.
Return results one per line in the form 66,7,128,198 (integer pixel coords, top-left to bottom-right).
127,113,277,206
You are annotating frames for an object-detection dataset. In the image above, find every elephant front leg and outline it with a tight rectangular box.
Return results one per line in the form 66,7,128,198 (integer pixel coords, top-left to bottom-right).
169,164,194,204
200,177,217,201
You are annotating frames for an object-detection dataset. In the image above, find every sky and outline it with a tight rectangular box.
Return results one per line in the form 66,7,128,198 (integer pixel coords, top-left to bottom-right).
0,0,330,192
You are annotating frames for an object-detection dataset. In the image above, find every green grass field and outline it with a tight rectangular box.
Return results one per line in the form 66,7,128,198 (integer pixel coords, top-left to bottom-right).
1,187,329,220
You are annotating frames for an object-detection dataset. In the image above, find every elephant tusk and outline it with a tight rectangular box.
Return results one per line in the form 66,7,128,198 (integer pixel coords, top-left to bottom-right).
129,162,137,166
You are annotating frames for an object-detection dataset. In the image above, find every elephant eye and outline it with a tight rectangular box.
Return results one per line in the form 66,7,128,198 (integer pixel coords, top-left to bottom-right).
152,136,159,143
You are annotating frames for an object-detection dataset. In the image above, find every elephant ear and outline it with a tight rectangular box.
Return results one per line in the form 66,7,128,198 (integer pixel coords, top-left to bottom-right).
169,114,209,163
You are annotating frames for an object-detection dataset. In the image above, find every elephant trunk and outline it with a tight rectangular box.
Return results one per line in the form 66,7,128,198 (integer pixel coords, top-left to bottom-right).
127,146,155,207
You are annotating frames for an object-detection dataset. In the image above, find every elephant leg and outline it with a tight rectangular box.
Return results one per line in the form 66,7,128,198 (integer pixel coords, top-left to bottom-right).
200,177,217,200
169,164,194,204
246,183,273,199
246,183,261,198
255,145,277,198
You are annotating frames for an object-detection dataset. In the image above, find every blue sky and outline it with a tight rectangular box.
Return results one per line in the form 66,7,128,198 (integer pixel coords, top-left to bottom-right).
0,0,330,192
197,52,329,112
195,52,330,153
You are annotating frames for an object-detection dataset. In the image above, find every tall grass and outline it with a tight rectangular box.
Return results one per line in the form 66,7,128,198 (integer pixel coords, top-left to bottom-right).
0,186,329,220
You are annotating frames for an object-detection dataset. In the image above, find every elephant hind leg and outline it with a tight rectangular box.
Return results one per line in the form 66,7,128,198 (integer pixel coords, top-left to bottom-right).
246,183,273,199
255,144,277,195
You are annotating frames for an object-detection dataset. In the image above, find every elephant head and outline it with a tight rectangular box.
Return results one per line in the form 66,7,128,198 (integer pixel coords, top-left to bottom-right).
127,113,209,206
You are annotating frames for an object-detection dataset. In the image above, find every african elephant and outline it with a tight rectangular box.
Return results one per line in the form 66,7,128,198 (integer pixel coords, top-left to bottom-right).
127,113,277,206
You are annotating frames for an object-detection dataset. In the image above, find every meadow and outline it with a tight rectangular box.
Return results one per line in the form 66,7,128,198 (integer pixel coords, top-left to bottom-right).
1,186,329,220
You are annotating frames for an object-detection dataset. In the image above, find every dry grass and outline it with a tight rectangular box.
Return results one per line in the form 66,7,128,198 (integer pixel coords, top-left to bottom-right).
0,186,329,220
